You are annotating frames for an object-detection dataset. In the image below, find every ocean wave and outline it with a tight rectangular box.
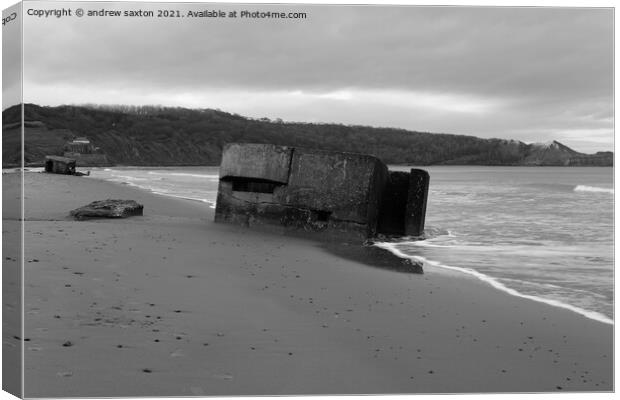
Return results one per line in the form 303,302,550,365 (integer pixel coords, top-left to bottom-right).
151,191,216,208
103,179,216,208
373,241,613,325
110,174,151,181
90,170,218,209
407,240,591,257
574,185,613,194
498,278,611,299
147,171,219,179
378,226,452,242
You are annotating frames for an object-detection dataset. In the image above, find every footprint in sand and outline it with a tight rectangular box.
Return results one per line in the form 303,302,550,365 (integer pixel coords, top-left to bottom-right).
189,387,205,395
170,349,185,358
211,373,233,381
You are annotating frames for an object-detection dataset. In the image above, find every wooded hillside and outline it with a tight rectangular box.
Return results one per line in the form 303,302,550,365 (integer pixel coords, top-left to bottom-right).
2,104,612,167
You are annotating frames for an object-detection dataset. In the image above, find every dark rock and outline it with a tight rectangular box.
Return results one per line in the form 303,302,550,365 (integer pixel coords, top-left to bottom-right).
70,199,143,220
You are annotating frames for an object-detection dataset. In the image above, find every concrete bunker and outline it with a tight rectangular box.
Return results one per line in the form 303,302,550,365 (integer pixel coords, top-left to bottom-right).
215,143,429,241
44,156,76,175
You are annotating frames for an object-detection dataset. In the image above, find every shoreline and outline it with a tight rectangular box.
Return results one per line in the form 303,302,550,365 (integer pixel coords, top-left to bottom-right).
85,169,614,326
9,172,613,396
374,243,614,326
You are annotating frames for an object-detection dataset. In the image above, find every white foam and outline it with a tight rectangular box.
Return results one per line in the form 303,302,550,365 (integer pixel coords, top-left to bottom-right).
90,170,218,208
500,278,611,299
110,174,150,181
373,242,613,325
150,191,216,208
574,185,613,194
410,241,590,257
147,171,219,179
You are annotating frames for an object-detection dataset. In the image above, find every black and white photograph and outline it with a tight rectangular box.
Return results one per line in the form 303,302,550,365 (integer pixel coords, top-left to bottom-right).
1,0,615,397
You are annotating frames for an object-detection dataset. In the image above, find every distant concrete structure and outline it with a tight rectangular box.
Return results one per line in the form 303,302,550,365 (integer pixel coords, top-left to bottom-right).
214,143,429,241
44,156,76,175
63,137,110,166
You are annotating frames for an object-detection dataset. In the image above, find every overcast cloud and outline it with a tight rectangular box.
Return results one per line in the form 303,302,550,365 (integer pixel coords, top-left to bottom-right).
18,2,613,153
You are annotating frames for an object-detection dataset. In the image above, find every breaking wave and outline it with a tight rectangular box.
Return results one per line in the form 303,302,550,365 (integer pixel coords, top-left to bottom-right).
150,192,217,208
574,185,613,194
373,241,613,326
147,171,219,179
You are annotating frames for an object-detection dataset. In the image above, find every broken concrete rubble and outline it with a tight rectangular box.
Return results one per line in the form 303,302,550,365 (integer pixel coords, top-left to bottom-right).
70,199,144,220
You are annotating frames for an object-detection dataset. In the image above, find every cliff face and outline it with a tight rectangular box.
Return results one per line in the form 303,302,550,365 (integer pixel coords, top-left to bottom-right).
1,104,613,167
521,141,613,166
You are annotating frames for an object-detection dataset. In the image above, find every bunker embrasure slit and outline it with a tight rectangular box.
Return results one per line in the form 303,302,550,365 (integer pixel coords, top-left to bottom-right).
223,176,283,194
314,210,332,222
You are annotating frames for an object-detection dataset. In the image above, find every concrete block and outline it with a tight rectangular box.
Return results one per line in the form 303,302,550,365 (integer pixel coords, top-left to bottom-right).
405,169,430,236
44,156,76,175
70,199,143,220
214,143,429,242
278,148,384,227
377,171,410,235
219,143,292,184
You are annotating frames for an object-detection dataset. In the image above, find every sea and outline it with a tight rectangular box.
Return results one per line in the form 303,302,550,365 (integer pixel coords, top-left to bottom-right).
84,165,614,325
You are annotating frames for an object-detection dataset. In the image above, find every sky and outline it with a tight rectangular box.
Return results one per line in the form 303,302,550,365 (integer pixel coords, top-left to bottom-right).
7,1,615,153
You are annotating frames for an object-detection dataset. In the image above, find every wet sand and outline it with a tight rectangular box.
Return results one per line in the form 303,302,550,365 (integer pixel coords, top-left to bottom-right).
7,172,612,397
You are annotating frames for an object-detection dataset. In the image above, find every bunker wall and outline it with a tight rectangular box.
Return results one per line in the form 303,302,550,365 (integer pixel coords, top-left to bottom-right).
277,148,384,226
219,143,293,184
214,143,429,241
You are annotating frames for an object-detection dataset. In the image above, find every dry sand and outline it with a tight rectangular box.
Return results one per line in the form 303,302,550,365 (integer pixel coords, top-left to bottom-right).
4,172,612,397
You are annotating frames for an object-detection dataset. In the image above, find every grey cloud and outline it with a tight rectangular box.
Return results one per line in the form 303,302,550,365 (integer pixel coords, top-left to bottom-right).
24,5,612,95
19,2,614,152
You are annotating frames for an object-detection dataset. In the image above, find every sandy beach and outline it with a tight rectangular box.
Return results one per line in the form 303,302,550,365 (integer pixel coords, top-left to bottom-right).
6,172,612,397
